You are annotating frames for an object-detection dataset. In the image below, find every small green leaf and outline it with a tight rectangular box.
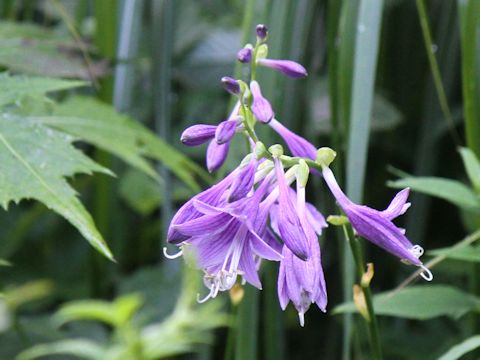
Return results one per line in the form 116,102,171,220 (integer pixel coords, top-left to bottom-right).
4,280,54,310
438,335,480,360
459,147,480,193
17,339,104,360
0,115,114,260
428,245,480,262
0,259,11,267
388,176,480,212
56,294,143,328
0,73,86,108
333,285,480,320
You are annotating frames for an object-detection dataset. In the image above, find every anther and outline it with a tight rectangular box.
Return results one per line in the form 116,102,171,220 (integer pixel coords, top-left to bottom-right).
163,247,183,259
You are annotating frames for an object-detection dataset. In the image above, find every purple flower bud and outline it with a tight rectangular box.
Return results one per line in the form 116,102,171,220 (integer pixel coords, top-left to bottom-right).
237,47,253,63
257,59,308,78
221,76,241,95
215,120,237,144
228,156,258,202
256,24,268,40
250,80,274,124
206,139,230,172
180,124,216,146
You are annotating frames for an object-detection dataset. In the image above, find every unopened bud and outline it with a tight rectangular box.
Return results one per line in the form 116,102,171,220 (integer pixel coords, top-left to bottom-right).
256,24,268,40
237,45,253,63
221,76,240,95
215,120,237,144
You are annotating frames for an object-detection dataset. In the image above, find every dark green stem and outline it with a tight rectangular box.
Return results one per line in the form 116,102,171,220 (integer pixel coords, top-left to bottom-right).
342,225,383,360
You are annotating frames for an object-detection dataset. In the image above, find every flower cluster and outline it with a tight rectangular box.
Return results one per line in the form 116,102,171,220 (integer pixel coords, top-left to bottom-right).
165,24,432,326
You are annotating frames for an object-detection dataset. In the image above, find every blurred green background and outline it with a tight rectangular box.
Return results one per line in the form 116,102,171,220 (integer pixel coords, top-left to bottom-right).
0,0,479,359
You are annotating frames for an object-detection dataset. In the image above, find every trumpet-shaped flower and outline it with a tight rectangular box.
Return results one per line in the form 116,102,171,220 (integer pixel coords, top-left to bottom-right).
276,177,327,326
321,165,432,281
172,174,282,301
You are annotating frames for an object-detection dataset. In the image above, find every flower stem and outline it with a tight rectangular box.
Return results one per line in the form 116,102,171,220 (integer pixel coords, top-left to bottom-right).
342,224,383,360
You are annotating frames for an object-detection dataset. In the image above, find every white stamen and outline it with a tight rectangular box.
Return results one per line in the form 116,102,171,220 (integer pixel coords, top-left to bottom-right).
163,247,183,259
420,265,433,281
197,292,212,304
298,311,305,327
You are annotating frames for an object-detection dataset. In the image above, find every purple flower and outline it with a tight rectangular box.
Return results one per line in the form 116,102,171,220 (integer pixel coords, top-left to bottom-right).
272,158,311,260
268,119,316,160
250,80,274,124
277,174,327,326
181,124,216,146
257,59,308,78
221,76,241,95
172,174,282,301
237,47,253,63
256,24,268,40
321,165,433,281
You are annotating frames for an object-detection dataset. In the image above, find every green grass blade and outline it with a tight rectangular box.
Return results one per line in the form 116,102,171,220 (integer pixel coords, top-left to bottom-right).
416,0,461,145
458,0,480,157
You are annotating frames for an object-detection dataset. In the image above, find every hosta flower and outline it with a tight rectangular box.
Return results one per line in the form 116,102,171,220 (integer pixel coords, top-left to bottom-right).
172,174,282,301
272,158,310,260
271,163,328,325
250,81,274,124
321,161,433,281
257,58,308,78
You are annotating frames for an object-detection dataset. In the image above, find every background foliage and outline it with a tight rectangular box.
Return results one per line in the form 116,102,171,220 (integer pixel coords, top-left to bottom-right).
0,0,479,359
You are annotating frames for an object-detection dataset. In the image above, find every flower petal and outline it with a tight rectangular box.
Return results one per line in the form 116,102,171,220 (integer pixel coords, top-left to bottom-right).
381,188,411,220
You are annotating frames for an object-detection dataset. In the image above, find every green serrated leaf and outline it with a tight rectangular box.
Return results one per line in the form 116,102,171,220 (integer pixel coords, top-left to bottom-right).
429,245,480,262
0,39,106,80
32,96,210,190
0,115,114,260
333,285,480,320
388,176,480,212
0,72,86,108
16,339,104,360
459,147,480,193
438,335,480,360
